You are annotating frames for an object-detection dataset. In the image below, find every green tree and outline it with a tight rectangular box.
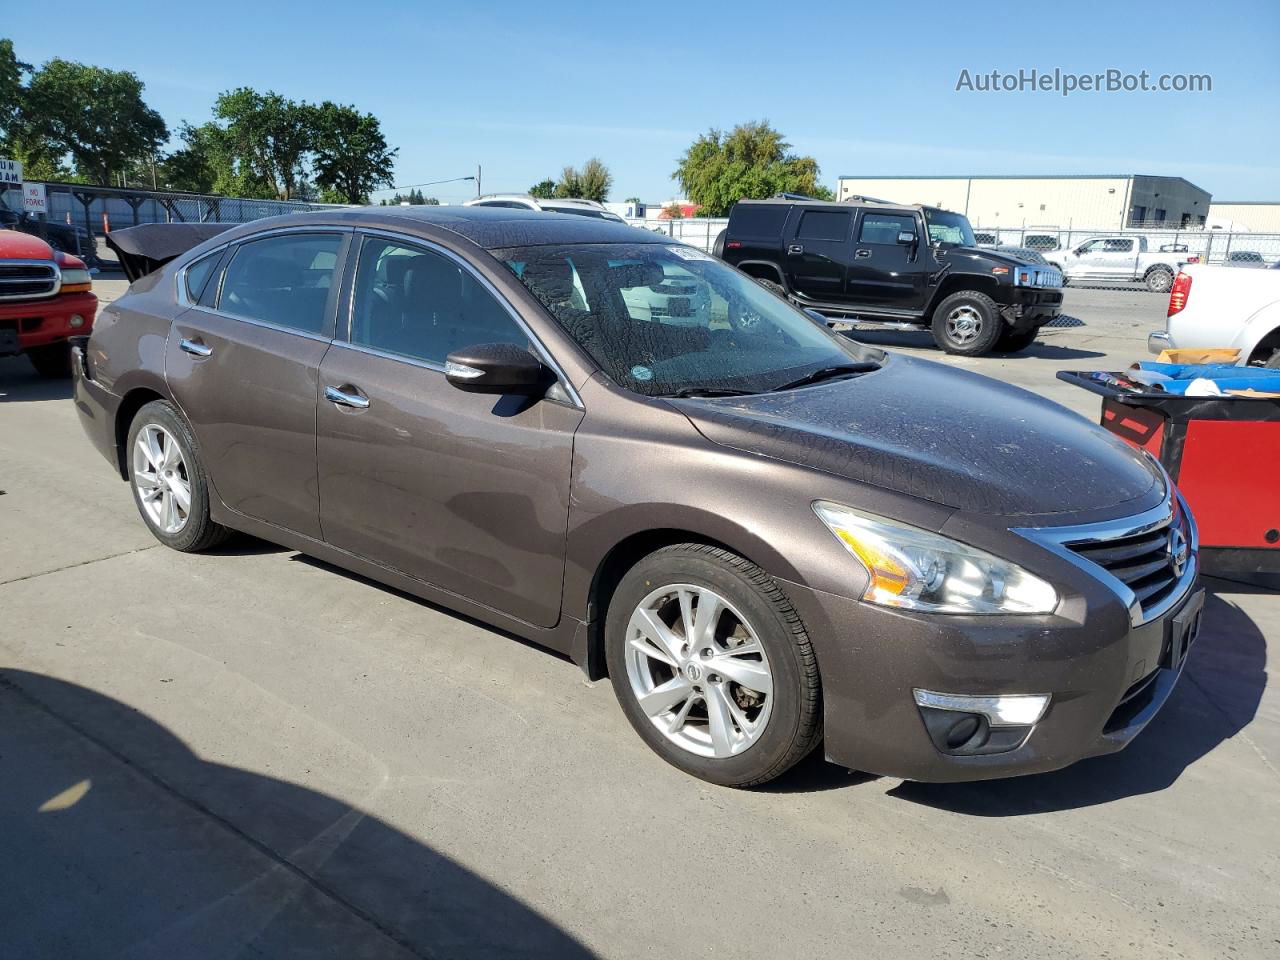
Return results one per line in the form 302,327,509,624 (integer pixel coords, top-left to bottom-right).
673,120,829,216
529,178,556,199
0,38,28,144
555,157,611,202
212,88,312,200
624,196,641,204
662,202,684,220
21,57,167,185
311,101,396,204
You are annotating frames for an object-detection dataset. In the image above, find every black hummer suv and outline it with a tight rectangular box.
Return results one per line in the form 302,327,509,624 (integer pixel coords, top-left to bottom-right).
716,197,1063,355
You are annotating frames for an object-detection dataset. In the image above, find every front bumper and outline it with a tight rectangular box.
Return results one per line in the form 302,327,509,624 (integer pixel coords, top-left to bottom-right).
1000,287,1063,330
0,291,98,354
779,504,1202,783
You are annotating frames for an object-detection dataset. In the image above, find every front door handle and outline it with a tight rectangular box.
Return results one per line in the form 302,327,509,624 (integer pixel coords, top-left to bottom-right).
180,338,212,358
854,249,872,259
325,385,370,410
787,244,804,255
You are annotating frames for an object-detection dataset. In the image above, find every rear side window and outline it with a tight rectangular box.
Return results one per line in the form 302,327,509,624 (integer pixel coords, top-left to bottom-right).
218,233,344,335
796,210,851,242
858,214,916,245
350,237,526,365
728,204,789,237
184,252,221,303
1103,238,1134,252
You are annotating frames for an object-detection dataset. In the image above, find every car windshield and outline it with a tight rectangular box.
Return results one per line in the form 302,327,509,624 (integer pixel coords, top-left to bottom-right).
924,209,976,247
494,242,862,397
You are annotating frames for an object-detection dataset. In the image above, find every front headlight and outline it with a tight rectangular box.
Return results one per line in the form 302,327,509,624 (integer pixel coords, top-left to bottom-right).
59,268,93,292
813,501,1058,615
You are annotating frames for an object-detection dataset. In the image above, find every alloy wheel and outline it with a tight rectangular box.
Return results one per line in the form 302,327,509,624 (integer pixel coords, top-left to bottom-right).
132,424,191,534
623,583,774,759
945,305,983,345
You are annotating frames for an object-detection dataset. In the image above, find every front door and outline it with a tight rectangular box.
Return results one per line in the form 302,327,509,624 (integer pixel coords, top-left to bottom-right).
166,230,349,539
316,234,583,628
845,212,924,310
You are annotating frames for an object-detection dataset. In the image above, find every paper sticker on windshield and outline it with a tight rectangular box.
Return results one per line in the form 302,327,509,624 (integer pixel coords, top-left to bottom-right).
631,365,654,382
667,245,714,261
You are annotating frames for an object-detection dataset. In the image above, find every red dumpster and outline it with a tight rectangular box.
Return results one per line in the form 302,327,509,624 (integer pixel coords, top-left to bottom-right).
1059,370,1280,576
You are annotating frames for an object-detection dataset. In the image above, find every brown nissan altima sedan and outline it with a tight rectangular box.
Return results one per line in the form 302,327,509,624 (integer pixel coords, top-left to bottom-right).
73,207,1202,787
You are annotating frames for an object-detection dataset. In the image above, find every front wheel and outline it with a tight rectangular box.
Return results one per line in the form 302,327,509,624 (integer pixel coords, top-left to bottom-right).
605,544,822,787
930,291,1004,356
126,400,230,552
1145,267,1174,293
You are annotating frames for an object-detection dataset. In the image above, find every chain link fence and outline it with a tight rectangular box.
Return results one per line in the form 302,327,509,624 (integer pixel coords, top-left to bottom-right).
625,216,1280,289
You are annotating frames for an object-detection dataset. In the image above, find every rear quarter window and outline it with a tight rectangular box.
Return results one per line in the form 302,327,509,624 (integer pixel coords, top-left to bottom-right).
728,204,790,237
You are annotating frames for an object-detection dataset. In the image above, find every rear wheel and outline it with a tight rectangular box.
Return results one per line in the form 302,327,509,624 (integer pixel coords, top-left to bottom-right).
605,544,821,787
1145,266,1174,293
1265,349,1280,369
28,344,72,378
127,400,230,552
931,291,1004,356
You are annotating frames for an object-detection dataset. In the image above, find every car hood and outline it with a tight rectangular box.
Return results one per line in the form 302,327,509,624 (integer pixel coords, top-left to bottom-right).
672,355,1160,517
0,229,54,261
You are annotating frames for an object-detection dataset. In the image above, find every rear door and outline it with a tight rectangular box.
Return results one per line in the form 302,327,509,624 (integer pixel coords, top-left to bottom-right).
845,211,925,310
315,232,583,628
166,229,350,539
783,208,854,303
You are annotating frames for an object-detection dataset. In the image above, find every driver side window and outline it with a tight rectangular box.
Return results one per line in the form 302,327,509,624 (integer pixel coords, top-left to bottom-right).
350,237,527,365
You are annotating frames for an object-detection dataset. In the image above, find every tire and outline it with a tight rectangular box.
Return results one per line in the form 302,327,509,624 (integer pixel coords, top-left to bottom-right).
930,290,1004,356
126,399,230,552
605,543,821,787
1265,349,1280,370
712,229,727,259
27,344,72,378
1145,267,1174,293
996,327,1039,353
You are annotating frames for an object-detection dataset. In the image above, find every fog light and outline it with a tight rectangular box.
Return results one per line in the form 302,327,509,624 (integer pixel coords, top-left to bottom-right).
913,689,1050,726
69,314,85,328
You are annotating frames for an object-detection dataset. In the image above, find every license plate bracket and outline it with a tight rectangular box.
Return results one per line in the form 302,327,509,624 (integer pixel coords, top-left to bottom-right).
1164,588,1205,670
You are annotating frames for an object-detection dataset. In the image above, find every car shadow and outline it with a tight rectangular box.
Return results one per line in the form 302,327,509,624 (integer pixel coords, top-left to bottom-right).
0,668,598,959
889,581,1268,815
0,356,72,403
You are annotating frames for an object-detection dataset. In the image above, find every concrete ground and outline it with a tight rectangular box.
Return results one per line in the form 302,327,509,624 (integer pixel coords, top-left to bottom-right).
1,280,1276,959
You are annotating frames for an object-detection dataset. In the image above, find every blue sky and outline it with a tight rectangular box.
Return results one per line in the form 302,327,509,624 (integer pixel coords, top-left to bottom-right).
7,0,1278,203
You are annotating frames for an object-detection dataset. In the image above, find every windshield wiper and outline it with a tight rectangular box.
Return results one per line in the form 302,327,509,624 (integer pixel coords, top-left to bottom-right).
663,387,759,398
770,362,880,392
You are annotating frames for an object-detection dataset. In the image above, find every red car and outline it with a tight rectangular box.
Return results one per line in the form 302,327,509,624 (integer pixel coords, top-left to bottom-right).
0,228,97,377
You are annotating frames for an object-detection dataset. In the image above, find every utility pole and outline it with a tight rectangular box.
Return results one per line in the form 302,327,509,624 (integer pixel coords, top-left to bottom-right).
476,164,482,198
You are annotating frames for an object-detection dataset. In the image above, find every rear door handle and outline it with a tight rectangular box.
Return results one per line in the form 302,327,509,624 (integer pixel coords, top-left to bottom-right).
180,338,212,358
325,385,370,410
787,244,804,255
854,249,872,259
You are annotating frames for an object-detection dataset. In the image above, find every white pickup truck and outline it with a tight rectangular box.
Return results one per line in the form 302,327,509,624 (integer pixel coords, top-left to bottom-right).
1148,263,1280,367
1045,235,1193,293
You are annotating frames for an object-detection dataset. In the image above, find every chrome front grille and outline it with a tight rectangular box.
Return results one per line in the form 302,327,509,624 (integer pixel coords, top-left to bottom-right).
1014,490,1198,626
1064,509,1190,612
0,261,60,301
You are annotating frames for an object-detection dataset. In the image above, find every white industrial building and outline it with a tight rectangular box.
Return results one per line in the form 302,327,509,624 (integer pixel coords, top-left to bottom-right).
835,174,1212,231
1205,201,1280,232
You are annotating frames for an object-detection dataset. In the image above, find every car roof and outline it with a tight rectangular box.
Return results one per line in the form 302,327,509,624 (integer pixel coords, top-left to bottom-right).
735,197,921,215
225,204,666,250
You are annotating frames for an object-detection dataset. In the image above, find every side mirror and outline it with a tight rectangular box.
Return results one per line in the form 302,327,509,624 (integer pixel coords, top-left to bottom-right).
445,342,554,395
897,231,917,245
